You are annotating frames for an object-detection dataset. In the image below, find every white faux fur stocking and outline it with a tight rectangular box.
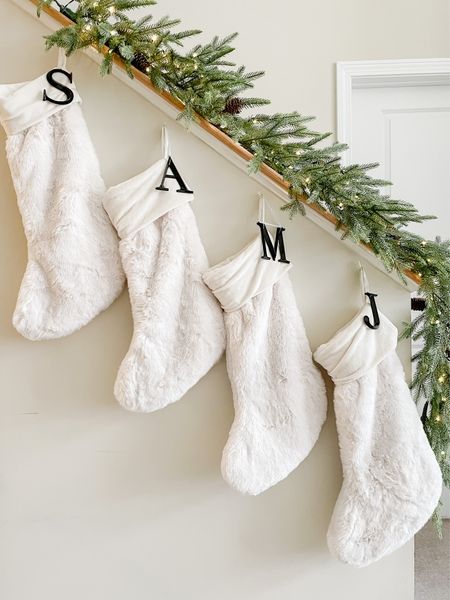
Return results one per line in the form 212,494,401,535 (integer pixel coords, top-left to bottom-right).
314,269,442,567
0,54,124,340
203,198,327,495
103,128,225,412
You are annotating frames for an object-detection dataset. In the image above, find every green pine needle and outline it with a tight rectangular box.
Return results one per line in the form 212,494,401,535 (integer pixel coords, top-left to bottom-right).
38,0,450,528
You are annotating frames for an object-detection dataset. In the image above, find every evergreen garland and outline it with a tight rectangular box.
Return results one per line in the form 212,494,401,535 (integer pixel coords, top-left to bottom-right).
37,0,450,524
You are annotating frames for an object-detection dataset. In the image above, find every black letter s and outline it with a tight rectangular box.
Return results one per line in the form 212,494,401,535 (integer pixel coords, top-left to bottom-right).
42,69,74,106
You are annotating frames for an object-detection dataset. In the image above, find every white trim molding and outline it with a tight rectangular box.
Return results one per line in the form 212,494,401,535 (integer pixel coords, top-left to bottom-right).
336,59,450,165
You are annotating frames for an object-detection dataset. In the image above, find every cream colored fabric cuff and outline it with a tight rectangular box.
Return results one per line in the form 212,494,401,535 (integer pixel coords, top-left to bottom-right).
0,72,81,137
314,305,398,384
203,235,292,312
103,157,193,239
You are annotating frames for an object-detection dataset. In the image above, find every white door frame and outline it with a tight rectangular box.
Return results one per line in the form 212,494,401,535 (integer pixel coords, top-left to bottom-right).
336,59,450,164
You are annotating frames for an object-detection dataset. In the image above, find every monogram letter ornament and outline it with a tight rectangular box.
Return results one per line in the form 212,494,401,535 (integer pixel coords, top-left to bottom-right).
42,68,74,105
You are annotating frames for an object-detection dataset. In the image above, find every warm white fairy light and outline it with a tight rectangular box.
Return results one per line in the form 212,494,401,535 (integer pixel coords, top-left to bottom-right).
109,5,116,14
421,240,427,246
110,29,118,36
435,415,442,422
151,34,159,42
338,202,344,210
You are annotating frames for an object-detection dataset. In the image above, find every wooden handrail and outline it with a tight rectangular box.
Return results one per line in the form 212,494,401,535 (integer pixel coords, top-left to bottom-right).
27,0,420,285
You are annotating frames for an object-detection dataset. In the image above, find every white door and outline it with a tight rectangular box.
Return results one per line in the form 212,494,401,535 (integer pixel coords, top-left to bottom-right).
351,84,450,240
337,59,450,516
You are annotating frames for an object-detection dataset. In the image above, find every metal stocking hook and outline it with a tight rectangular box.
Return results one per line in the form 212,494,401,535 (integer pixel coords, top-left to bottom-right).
364,292,380,330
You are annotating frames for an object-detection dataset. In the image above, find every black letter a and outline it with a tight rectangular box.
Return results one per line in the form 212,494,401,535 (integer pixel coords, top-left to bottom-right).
155,157,193,194
257,222,290,264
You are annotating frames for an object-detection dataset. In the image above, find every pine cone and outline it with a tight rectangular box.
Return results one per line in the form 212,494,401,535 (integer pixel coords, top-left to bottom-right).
224,97,244,115
132,52,151,73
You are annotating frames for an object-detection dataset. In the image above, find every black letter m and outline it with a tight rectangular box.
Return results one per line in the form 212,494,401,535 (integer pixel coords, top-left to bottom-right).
257,222,290,264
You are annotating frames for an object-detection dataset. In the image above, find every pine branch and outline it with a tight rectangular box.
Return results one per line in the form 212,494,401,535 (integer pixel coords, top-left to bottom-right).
38,0,450,521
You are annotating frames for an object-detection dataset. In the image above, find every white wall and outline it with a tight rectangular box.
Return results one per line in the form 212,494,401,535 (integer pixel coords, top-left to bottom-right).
146,0,450,134
1,1,447,599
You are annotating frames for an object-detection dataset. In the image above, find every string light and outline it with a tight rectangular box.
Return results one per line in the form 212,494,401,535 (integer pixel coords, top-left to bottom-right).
34,0,450,519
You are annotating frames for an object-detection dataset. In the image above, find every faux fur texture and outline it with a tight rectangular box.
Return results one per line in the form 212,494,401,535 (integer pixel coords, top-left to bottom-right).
314,307,442,567
5,104,125,340
220,275,327,495
113,203,225,412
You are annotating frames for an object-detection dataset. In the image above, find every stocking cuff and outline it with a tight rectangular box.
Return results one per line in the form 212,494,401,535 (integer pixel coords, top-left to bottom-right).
203,235,291,312
103,157,193,239
314,305,398,383
0,72,81,137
